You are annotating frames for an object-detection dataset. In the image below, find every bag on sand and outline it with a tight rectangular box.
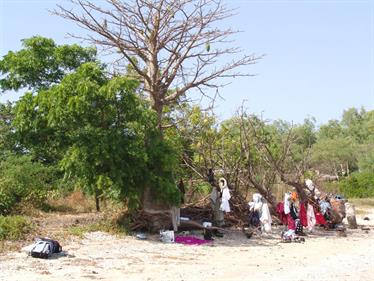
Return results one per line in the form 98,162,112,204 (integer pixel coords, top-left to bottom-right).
31,241,52,259
39,237,62,253
30,238,62,259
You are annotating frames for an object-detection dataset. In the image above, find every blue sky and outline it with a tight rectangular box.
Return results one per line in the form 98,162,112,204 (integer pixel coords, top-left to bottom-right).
0,0,373,125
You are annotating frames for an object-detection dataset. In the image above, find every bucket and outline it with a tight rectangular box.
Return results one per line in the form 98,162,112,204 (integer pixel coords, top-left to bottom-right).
160,230,175,243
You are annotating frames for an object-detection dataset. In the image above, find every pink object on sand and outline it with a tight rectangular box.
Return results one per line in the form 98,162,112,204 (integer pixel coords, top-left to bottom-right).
175,236,212,245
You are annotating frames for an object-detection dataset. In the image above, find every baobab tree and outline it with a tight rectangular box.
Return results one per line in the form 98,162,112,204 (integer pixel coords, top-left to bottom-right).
54,0,260,130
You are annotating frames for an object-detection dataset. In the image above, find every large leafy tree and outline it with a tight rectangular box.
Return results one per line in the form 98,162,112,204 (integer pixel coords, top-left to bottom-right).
0,36,97,92
14,62,180,211
54,0,260,211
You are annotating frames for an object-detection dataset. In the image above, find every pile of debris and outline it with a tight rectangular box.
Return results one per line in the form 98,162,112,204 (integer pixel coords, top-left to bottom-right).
129,194,251,233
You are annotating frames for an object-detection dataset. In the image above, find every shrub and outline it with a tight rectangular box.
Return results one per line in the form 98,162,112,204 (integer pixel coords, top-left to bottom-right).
0,215,34,240
0,155,58,215
339,172,374,198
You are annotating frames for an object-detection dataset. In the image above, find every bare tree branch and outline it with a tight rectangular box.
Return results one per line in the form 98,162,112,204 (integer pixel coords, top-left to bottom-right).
53,0,262,128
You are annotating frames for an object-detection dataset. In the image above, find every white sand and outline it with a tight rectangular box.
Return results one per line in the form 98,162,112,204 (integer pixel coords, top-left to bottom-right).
0,210,373,281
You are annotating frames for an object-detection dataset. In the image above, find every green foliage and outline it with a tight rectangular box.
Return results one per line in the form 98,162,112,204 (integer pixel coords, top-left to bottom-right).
14,62,180,208
0,215,34,240
0,155,57,215
319,119,343,139
146,132,182,206
311,137,357,175
0,36,97,92
357,147,374,173
312,108,374,175
0,102,16,156
339,172,374,198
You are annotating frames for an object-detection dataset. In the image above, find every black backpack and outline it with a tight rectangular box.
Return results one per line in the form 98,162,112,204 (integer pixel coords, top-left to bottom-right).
30,238,62,259
39,237,62,253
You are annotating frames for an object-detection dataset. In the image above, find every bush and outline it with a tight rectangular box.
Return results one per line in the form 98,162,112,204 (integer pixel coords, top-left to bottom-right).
339,172,374,198
0,215,34,240
0,155,58,215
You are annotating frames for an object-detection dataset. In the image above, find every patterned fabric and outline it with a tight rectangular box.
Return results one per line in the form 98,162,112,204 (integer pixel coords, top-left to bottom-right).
295,219,303,234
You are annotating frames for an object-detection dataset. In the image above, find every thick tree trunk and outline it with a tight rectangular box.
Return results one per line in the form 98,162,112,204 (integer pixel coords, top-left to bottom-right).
95,188,100,212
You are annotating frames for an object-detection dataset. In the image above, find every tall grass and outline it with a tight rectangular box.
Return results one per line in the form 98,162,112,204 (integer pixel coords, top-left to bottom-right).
0,215,34,240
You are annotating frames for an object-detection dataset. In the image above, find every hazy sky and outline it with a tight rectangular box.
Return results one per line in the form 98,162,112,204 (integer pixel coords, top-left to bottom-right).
1,0,373,125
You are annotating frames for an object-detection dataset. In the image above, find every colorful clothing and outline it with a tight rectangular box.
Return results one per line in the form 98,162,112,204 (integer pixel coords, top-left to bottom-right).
299,202,308,227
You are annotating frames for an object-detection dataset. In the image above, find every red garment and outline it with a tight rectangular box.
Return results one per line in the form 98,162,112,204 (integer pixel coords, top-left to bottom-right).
299,202,308,227
314,208,327,225
287,213,296,230
276,202,288,225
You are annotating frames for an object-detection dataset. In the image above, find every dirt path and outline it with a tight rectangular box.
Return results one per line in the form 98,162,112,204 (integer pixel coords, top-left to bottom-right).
0,210,373,281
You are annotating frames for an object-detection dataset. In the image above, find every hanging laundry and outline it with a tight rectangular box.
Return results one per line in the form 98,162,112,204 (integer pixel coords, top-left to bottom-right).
276,202,288,225
299,202,308,227
219,178,231,213
314,207,327,225
319,200,331,215
307,203,316,232
287,213,296,230
305,179,321,199
252,193,263,212
290,202,299,220
284,192,291,215
260,202,272,232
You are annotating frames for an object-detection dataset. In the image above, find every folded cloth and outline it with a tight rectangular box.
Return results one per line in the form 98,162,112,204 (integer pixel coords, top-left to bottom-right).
175,236,212,245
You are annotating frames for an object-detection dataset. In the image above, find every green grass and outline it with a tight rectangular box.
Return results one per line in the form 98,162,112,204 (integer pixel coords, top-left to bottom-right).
0,215,35,240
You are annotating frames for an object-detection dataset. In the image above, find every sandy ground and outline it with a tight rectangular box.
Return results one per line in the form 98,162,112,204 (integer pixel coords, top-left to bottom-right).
0,209,373,281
